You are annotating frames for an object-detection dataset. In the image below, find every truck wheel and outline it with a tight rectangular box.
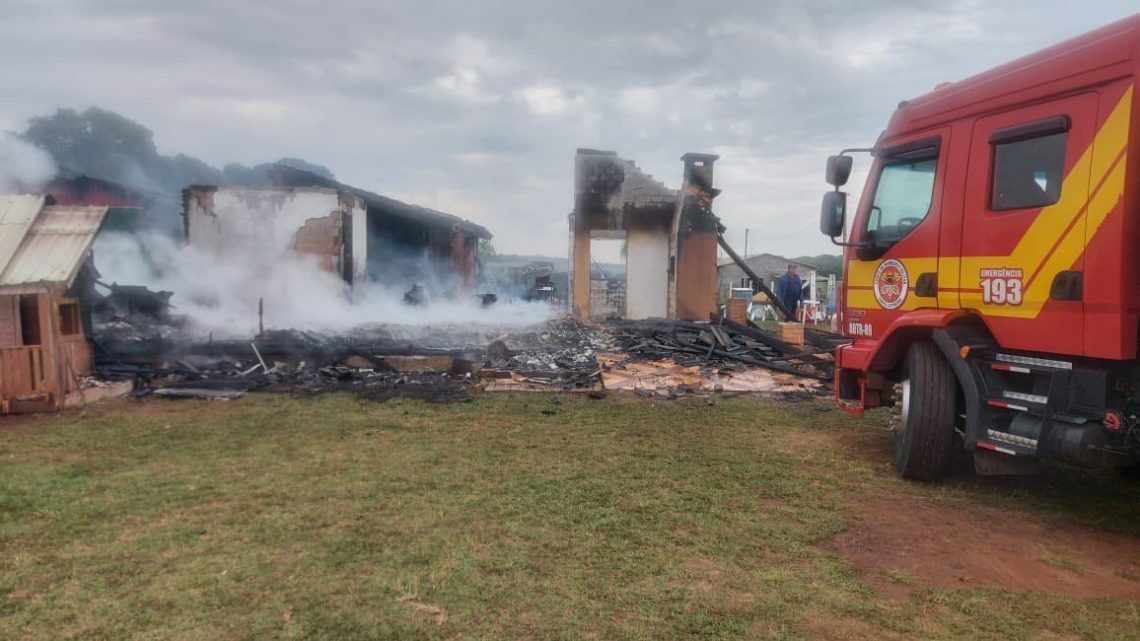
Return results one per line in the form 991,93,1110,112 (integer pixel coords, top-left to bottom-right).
894,341,957,481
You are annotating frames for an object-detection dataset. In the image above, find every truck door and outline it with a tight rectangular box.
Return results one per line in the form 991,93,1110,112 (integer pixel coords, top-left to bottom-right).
959,93,1098,357
844,128,950,341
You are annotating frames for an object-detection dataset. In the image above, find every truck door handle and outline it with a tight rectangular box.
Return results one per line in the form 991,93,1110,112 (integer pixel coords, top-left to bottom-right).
1050,271,1082,301
914,272,937,297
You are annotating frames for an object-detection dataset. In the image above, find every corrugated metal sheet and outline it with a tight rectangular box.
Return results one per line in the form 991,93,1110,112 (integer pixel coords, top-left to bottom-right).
0,205,109,287
0,195,47,275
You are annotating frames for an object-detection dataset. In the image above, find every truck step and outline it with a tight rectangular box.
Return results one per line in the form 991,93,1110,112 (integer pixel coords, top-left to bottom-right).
978,428,1038,456
986,390,1047,414
992,353,1072,372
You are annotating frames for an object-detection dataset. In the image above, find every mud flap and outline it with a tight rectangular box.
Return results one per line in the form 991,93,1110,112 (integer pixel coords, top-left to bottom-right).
931,327,993,447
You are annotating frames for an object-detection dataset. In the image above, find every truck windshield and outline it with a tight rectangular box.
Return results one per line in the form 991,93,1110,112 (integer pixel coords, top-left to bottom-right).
864,155,937,245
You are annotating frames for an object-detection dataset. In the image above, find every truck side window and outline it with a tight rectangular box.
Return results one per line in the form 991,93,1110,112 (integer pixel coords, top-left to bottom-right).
864,155,937,245
990,117,1069,211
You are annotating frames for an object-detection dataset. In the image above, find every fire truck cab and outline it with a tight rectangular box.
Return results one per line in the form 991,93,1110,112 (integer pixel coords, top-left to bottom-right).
821,14,1140,479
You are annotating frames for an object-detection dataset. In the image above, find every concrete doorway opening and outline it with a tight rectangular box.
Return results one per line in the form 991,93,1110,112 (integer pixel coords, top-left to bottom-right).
589,236,626,320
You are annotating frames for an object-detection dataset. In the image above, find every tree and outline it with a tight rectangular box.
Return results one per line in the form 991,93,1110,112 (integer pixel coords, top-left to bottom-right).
19,107,337,192
793,254,844,277
18,106,338,234
22,107,162,183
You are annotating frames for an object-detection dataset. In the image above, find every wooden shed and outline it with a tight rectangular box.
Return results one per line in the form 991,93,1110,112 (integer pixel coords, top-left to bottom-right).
0,195,109,414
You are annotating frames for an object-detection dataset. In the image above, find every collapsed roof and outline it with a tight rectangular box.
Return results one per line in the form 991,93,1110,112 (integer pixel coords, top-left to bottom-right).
269,164,492,240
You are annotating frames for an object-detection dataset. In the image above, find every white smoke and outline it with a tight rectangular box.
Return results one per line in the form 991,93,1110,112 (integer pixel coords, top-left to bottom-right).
91,232,554,338
0,135,55,193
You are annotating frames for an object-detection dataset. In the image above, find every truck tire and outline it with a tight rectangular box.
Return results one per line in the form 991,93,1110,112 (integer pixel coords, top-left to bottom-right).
894,341,957,481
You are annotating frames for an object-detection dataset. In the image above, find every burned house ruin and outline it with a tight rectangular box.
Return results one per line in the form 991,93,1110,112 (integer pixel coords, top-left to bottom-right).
183,185,369,285
271,165,491,293
182,164,492,295
570,150,721,321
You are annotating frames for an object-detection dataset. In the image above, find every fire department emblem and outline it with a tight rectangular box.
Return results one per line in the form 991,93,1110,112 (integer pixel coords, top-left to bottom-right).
873,259,908,310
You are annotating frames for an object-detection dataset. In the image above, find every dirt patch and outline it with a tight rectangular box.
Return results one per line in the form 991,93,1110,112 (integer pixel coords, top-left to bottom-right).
834,429,894,462
825,496,1140,599
0,412,56,435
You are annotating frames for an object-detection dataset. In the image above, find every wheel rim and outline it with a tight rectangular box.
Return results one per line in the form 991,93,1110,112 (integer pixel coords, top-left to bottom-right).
897,378,912,434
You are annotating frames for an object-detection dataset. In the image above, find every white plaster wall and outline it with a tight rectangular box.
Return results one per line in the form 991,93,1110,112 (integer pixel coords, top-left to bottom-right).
187,187,342,253
186,186,369,284
625,226,669,319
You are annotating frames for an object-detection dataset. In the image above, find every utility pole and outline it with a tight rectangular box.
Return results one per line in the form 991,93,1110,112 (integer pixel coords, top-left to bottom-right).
744,228,749,258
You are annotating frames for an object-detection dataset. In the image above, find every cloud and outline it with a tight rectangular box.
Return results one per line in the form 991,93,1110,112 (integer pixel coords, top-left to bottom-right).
173,97,302,126
516,83,581,115
0,0,1134,260
431,67,499,104
616,87,662,115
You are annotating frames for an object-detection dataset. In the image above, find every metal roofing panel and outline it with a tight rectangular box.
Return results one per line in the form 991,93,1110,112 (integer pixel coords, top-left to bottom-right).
0,205,109,287
0,194,47,274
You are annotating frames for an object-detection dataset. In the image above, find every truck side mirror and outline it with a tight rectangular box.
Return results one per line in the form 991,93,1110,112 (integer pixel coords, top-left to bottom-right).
825,155,853,187
820,191,846,237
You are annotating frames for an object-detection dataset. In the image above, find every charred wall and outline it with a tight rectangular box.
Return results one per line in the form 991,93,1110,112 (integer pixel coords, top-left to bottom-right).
671,153,721,322
570,149,719,321
571,149,677,319
182,186,368,285
365,210,479,293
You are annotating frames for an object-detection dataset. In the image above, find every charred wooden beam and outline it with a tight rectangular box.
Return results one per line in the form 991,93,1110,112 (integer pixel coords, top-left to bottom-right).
715,232,794,320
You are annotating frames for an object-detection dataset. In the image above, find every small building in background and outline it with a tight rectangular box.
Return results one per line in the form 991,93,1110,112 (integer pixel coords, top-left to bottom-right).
717,253,818,301
0,195,122,413
718,253,840,321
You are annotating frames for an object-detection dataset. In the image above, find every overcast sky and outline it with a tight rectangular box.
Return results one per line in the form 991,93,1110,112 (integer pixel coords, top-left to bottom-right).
1,0,1136,259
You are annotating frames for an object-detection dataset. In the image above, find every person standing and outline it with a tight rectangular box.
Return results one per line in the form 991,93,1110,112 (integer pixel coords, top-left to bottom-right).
775,264,803,318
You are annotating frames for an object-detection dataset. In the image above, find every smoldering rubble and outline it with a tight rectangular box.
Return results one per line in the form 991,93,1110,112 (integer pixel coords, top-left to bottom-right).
0,149,846,416
93,313,835,403
86,223,836,403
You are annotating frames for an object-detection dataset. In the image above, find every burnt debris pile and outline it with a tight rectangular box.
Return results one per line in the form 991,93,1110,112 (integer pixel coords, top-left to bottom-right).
607,319,835,381
89,282,185,360
484,318,615,389
95,324,488,402
94,318,604,401
92,312,840,402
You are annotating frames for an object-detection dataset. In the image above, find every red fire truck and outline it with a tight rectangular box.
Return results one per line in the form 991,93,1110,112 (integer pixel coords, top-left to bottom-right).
820,14,1140,479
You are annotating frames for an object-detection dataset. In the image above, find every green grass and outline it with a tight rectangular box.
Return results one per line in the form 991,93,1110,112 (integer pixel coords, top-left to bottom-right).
0,393,1137,640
